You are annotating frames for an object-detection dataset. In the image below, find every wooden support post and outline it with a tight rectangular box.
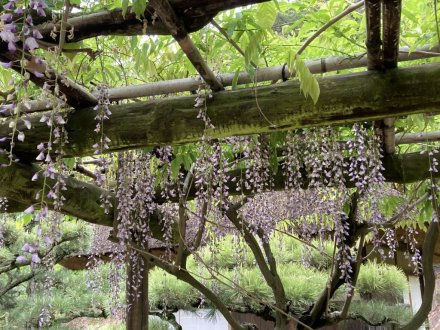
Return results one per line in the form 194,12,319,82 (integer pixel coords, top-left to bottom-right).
382,117,396,154
382,0,402,69
126,249,150,330
365,0,382,70
379,0,401,153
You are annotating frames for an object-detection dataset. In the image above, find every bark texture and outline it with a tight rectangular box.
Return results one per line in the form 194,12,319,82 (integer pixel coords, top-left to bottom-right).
2,64,440,160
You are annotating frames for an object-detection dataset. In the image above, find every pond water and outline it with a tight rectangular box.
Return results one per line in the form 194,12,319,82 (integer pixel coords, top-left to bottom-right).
173,310,228,330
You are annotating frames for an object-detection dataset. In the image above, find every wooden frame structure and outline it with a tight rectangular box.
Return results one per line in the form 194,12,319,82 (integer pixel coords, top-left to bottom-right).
0,0,440,329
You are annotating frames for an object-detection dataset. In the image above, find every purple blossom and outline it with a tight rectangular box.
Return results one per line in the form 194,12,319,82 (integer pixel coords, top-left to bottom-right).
30,0,47,17
24,37,39,51
22,243,31,252
31,253,40,264
14,7,23,16
16,255,27,264
24,205,34,214
0,13,13,23
3,1,16,11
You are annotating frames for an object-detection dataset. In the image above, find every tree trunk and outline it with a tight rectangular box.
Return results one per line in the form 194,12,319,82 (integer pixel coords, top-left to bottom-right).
126,250,149,330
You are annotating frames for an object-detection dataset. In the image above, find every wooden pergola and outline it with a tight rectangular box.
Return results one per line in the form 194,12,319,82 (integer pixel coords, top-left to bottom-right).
0,0,440,329
0,0,438,225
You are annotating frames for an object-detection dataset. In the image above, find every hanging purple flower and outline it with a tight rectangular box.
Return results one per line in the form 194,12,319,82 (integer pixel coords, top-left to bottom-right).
14,7,23,16
0,61,12,69
24,205,34,214
25,14,33,26
15,256,27,264
0,13,13,23
31,253,41,264
30,0,47,17
0,29,17,52
22,243,31,252
32,29,43,39
32,70,44,78
3,1,16,11
24,37,39,51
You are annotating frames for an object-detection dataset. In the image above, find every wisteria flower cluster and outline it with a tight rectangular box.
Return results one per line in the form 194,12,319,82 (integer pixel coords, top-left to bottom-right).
0,0,46,55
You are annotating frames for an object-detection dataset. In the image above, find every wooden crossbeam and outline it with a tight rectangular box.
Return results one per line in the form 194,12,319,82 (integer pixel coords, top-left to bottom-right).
149,0,224,91
1,64,439,160
3,149,440,233
396,131,440,145
35,0,270,44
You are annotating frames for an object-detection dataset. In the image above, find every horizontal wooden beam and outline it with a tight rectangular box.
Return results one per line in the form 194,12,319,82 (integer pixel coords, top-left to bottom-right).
0,157,166,238
1,149,440,234
106,45,440,101
2,64,439,160
35,0,269,44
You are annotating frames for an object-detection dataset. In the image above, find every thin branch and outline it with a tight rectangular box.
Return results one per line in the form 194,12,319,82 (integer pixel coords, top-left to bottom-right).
226,201,275,288
0,233,81,274
190,246,314,330
274,227,333,261
211,19,258,68
176,164,196,267
297,1,364,55
0,271,36,297
73,164,97,180
192,199,208,251
0,46,97,108
382,191,429,228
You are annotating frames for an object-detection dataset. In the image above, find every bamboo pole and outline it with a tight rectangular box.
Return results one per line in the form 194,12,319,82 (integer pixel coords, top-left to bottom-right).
396,131,440,145
4,45,439,114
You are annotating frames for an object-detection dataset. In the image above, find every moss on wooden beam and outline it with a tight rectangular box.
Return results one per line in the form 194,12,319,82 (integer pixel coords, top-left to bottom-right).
2,64,439,161
0,159,166,239
35,0,270,44
1,149,440,237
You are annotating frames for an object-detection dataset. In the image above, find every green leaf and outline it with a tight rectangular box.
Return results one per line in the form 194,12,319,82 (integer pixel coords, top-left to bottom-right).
256,2,278,30
171,156,182,180
17,213,33,226
132,0,147,19
418,199,433,225
379,195,405,218
63,158,75,170
122,0,129,18
232,69,241,90
288,51,320,104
